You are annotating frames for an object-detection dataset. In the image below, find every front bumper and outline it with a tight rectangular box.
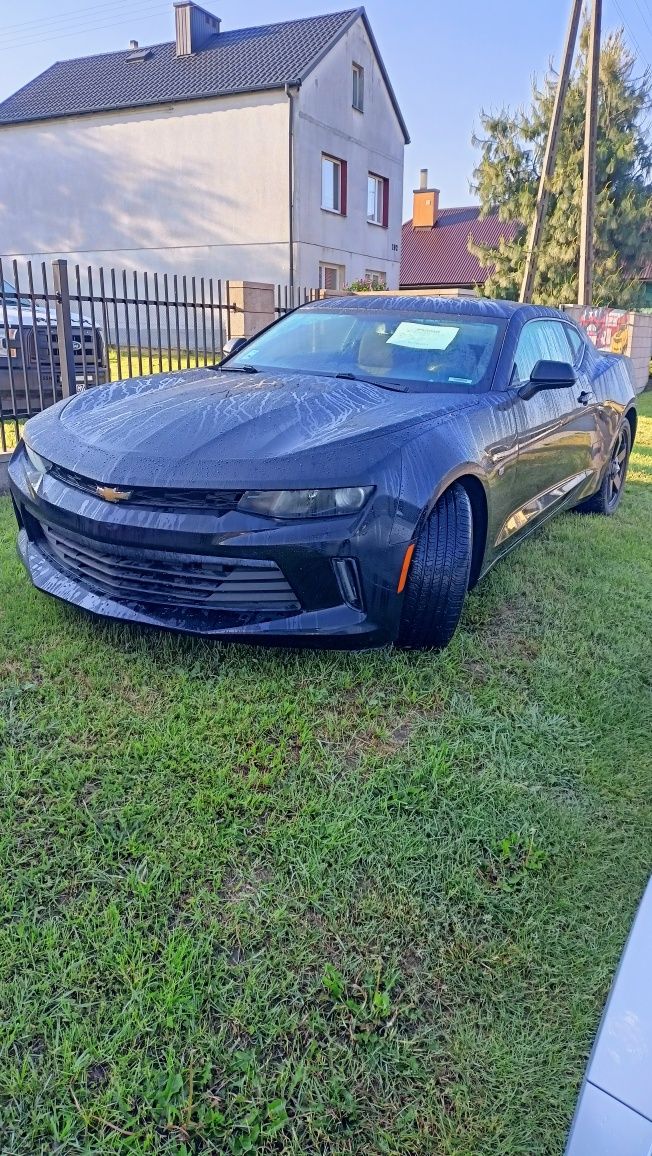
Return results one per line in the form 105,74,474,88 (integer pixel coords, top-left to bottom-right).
9,447,410,648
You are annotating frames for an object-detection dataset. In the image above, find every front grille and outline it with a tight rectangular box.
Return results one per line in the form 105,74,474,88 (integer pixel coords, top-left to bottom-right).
40,524,300,612
42,327,103,372
49,465,244,513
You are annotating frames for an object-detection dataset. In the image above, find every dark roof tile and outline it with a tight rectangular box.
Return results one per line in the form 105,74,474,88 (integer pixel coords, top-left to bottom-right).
0,9,360,125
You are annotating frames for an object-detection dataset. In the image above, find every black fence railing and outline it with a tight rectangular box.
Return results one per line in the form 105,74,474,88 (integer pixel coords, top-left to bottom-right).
0,257,320,452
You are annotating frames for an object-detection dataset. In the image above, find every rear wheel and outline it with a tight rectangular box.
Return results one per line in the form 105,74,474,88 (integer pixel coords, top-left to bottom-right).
398,483,472,650
577,421,631,515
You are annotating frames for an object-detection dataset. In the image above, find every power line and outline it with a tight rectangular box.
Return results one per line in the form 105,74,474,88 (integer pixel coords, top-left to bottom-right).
611,0,652,69
0,1,171,53
630,0,652,40
2,0,153,35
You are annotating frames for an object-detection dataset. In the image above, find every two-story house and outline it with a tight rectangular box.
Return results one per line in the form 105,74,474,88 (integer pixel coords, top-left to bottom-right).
0,3,409,291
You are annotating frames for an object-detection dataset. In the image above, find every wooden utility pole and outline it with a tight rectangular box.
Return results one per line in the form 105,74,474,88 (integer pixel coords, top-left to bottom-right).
578,0,602,304
520,0,583,302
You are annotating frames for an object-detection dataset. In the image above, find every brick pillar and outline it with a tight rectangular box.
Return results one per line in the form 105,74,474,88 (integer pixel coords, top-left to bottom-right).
227,281,276,339
625,313,652,394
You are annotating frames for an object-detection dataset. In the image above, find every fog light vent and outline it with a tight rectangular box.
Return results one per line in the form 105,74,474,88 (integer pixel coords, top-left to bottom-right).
333,557,363,610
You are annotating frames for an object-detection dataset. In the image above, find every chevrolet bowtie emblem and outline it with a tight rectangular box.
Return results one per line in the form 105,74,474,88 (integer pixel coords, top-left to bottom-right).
95,484,132,503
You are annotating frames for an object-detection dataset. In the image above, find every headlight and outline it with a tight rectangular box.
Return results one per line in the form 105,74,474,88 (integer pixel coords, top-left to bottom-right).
238,486,374,519
23,441,52,476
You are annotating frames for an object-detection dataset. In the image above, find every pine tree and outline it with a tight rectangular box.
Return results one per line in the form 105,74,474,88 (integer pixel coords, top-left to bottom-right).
469,25,652,306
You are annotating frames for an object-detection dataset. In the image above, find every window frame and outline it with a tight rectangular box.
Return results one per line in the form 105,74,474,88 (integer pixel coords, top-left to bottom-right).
364,269,387,288
352,63,364,112
319,262,345,292
510,318,579,387
321,153,347,216
367,172,389,227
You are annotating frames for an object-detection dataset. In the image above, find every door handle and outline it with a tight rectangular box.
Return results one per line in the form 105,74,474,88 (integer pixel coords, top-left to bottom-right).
577,390,594,406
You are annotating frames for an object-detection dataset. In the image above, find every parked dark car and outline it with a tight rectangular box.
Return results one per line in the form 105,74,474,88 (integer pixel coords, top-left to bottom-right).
565,876,652,1155
8,295,637,649
1,278,106,414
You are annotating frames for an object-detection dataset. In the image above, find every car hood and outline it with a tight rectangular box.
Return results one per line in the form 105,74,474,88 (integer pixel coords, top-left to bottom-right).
23,366,482,489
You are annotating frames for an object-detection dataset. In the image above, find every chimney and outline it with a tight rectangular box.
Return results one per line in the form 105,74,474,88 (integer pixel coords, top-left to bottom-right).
129,39,139,49
412,169,440,228
174,1,221,56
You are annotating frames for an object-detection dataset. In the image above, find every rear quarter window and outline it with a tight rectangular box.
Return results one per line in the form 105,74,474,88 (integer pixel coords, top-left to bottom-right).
564,324,585,364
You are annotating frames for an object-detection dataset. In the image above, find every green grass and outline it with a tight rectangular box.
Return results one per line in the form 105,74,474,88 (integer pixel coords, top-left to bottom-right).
107,348,218,380
1,421,23,454
1,396,651,1155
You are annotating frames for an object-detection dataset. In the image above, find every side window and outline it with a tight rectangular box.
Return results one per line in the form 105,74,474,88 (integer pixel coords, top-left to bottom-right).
512,320,575,384
352,63,364,112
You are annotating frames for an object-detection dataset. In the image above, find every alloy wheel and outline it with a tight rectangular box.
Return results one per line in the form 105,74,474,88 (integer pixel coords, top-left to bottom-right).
607,427,629,507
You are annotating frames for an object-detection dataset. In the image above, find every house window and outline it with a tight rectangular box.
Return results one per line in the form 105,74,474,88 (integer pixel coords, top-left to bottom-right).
367,173,389,226
352,63,364,112
364,269,387,288
319,263,344,291
321,154,347,214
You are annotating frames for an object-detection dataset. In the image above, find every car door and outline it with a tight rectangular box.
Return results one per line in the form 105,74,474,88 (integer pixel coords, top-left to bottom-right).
496,318,600,547
564,320,614,464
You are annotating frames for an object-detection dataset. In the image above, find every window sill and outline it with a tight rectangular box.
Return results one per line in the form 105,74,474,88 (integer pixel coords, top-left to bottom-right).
367,218,387,229
321,206,345,217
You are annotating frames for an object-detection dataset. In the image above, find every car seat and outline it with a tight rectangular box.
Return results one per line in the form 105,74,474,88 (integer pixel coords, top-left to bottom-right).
357,327,395,376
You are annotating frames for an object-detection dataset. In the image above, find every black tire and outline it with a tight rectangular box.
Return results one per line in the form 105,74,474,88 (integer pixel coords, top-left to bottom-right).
398,483,472,650
576,421,631,516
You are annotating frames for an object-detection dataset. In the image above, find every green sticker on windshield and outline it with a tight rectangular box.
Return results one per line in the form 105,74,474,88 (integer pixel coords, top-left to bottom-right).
387,321,459,351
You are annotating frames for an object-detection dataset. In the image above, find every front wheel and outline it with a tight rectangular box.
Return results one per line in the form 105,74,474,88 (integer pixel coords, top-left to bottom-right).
577,421,631,516
398,483,472,650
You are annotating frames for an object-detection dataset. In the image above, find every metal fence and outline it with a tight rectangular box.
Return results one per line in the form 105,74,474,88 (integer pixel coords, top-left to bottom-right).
0,256,319,452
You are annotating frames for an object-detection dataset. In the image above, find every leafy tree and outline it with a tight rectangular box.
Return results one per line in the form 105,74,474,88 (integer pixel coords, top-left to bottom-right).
469,24,652,306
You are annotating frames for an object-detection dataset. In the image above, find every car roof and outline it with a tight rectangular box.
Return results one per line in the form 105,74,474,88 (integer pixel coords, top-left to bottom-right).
304,294,570,323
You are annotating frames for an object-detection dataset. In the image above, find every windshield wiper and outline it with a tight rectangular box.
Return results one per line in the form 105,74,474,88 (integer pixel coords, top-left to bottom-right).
335,371,408,393
219,363,259,374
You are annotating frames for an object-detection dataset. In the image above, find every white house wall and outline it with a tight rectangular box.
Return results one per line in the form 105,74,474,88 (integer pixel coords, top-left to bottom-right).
0,91,290,285
293,15,405,289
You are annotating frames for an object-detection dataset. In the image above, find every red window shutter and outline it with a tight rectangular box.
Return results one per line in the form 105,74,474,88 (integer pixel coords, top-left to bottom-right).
382,177,389,228
341,160,348,216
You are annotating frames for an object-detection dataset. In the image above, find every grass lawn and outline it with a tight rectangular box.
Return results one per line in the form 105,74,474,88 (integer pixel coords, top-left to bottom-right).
0,395,651,1155
107,349,218,381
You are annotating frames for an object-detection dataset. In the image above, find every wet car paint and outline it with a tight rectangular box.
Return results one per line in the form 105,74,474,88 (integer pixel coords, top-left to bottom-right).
9,296,637,647
565,877,652,1155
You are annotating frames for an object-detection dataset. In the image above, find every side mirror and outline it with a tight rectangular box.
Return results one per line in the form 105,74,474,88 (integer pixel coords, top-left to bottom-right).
222,336,248,359
518,359,577,400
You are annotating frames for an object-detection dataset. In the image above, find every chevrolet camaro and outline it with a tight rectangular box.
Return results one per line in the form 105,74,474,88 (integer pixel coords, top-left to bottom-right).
8,295,637,649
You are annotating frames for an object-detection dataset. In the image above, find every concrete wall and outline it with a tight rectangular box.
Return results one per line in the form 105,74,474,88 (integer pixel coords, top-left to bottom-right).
0,90,291,285
626,314,652,392
0,16,406,294
294,15,405,289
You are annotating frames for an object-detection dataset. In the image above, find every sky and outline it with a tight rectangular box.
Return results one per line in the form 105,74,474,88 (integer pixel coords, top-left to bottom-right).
1,0,650,218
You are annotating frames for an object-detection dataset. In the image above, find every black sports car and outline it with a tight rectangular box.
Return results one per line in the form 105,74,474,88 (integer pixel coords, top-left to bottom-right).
9,296,638,649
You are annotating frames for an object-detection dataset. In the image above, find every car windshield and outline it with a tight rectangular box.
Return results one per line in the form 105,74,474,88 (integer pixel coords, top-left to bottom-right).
225,307,504,391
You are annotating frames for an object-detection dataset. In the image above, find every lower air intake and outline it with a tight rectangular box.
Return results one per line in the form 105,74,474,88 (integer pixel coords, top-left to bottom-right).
40,524,300,612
